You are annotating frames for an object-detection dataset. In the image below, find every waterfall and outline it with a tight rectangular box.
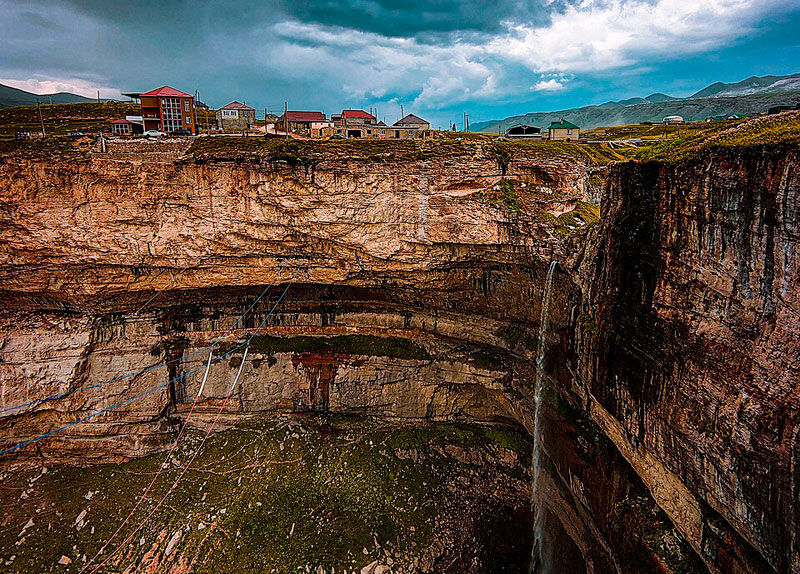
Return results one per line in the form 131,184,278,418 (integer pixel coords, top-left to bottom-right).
531,260,557,574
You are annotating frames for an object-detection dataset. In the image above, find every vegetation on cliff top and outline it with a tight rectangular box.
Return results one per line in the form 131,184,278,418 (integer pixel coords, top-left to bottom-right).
635,111,800,163
0,101,216,140
0,101,139,139
187,136,620,167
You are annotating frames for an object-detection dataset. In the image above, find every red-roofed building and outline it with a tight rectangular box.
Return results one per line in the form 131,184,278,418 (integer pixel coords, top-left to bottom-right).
334,109,379,138
110,119,134,135
139,86,197,134
341,109,375,120
216,101,257,131
276,111,328,134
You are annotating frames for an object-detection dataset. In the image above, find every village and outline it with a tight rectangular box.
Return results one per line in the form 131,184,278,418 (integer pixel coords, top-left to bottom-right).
7,83,796,150
105,85,585,142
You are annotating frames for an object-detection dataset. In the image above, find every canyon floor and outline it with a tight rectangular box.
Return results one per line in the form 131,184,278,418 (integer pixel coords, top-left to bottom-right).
0,416,532,574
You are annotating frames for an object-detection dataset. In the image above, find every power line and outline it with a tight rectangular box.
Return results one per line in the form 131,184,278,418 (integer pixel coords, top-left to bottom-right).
87,347,250,574
0,273,295,455
85,279,296,573
0,267,287,416
79,351,215,574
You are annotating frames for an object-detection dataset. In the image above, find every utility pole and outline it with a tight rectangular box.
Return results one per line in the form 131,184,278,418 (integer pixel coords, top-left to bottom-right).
37,100,46,137
96,90,100,103
400,104,404,119
465,113,469,132
284,101,288,138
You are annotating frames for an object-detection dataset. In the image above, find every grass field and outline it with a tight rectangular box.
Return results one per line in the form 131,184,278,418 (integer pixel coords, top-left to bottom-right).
0,101,217,139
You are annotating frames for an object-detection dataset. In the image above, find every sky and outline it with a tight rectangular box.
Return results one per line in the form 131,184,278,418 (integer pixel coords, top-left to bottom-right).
1,0,799,128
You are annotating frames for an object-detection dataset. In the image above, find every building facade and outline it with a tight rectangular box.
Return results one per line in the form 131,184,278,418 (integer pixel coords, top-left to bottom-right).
334,109,379,138
139,86,197,134
548,119,580,141
276,111,327,134
111,119,134,135
394,113,431,132
216,101,257,131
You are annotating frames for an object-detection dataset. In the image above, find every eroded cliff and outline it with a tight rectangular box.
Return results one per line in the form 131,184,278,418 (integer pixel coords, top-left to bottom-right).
0,119,797,573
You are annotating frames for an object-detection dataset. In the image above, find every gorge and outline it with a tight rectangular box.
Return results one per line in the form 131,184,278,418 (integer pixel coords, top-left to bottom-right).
0,116,798,573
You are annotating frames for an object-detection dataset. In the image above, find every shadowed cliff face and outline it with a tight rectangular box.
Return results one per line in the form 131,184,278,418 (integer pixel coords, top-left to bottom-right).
0,136,797,573
564,149,800,573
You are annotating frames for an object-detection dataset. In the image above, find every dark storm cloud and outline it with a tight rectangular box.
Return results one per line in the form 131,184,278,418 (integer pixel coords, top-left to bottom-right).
275,0,555,38
1,0,798,129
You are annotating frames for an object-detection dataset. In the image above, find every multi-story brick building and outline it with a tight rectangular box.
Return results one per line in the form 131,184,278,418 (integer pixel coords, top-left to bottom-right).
139,86,197,134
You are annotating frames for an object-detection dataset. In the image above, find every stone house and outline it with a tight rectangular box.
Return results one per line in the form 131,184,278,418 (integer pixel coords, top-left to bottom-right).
276,111,327,134
547,119,580,141
394,113,431,131
216,101,256,131
333,109,380,138
390,114,431,139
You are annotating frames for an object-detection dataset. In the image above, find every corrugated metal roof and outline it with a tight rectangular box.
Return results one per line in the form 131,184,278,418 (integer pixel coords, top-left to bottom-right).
280,111,327,122
140,86,193,98
393,113,428,126
342,109,375,119
221,101,255,111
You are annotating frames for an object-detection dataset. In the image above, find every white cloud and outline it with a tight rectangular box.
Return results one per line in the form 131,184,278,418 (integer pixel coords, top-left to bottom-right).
489,0,787,74
0,77,119,99
0,0,791,115
255,0,788,109
533,78,566,91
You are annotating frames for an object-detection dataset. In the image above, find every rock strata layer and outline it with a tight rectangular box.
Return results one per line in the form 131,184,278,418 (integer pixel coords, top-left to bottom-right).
0,136,797,573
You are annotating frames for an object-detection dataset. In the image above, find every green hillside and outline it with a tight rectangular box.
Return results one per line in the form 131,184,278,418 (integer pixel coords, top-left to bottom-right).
0,83,105,109
472,90,800,133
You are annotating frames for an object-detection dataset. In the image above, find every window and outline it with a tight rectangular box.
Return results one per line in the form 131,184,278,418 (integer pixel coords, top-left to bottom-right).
567,129,572,135
161,98,183,132
222,110,238,118
185,101,190,112
186,116,191,124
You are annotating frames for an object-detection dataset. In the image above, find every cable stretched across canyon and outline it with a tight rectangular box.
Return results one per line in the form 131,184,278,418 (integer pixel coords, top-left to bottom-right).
82,347,250,574
0,264,288,417
83,271,298,572
0,269,297,457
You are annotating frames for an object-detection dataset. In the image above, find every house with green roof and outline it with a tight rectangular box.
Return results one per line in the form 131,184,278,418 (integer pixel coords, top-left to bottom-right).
547,119,580,141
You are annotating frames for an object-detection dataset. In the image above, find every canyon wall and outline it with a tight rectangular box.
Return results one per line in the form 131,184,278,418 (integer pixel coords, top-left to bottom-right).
0,135,797,573
560,147,799,573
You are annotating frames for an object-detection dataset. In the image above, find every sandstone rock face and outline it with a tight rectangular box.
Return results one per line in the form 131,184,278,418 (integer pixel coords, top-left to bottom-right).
564,149,800,573
0,141,796,573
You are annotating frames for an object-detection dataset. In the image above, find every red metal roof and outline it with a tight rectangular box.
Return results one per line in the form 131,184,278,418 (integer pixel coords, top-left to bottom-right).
221,101,255,111
280,111,327,122
342,109,375,119
111,119,134,124
140,86,193,98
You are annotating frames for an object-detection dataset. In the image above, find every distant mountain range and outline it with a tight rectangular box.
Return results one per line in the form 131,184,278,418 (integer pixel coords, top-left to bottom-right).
0,83,103,108
472,73,800,133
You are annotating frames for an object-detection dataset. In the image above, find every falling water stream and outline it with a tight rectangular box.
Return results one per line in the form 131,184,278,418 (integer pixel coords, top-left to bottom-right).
530,260,557,574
